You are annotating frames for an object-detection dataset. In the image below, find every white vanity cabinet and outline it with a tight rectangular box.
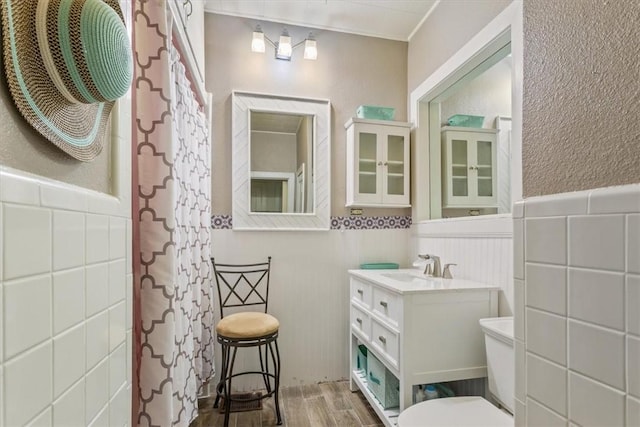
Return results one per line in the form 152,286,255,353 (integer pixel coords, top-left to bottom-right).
348,269,499,427
441,127,498,208
345,118,411,208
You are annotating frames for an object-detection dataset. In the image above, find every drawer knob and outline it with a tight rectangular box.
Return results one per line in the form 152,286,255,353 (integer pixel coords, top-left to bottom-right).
379,301,388,308
356,318,362,324
357,289,364,295
378,336,386,344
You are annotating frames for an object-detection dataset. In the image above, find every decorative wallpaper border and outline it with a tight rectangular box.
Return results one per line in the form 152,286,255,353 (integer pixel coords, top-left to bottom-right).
210,215,411,230
331,216,412,229
211,214,233,229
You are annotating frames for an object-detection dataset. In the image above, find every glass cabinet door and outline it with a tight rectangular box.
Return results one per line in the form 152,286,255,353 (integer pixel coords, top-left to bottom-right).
358,132,378,195
451,139,469,197
347,120,410,207
475,140,493,197
386,134,405,196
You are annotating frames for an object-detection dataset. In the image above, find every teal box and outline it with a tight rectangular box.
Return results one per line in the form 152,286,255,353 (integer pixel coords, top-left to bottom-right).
357,344,368,373
356,105,396,121
367,353,400,409
360,262,399,270
447,114,484,128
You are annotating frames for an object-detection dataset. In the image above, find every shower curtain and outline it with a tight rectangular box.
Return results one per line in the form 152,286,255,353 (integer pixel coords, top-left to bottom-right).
133,1,214,426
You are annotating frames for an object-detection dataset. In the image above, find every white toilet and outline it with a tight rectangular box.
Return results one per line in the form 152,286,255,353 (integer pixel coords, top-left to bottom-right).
398,316,514,426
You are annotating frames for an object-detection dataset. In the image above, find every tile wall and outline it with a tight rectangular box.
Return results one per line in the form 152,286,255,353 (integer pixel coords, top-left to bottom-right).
514,183,640,426
0,169,133,427
0,59,132,425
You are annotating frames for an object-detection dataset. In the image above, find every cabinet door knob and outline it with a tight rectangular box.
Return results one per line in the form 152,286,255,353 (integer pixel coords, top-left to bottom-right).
356,318,362,324
357,289,363,295
378,336,386,344
379,301,388,308
383,162,388,166
377,161,383,166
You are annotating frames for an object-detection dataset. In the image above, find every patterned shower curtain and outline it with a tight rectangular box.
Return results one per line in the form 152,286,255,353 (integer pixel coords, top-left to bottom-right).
133,1,214,426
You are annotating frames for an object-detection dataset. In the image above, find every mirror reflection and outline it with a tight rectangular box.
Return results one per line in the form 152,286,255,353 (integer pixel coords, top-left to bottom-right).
429,44,512,219
250,111,314,213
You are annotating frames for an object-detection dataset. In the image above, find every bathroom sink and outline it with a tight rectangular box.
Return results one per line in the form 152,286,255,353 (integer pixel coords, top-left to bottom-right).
351,268,501,294
381,271,432,282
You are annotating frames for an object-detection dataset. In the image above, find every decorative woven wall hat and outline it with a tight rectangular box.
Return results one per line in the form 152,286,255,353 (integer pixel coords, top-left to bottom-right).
1,0,133,161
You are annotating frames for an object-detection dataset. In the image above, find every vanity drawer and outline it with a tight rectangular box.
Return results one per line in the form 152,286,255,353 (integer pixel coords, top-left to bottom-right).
351,278,372,309
351,304,371,341
371,318,399,369
372,286,401,327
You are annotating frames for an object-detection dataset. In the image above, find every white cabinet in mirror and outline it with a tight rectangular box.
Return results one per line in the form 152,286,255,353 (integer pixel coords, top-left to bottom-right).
232,92,331,230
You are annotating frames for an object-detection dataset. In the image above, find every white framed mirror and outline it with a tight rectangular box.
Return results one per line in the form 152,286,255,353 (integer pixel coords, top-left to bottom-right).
232,91,331,230
410,2,522,224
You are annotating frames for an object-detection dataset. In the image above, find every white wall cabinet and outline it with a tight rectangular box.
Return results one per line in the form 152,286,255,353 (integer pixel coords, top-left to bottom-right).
441,127,498,208
345,118,411,208
348,269,499,427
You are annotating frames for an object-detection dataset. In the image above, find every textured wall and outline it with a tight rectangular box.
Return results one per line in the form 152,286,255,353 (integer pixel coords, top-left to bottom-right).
0,50,112,194
205,13,408,217
407,0,511,95
523,0,640,197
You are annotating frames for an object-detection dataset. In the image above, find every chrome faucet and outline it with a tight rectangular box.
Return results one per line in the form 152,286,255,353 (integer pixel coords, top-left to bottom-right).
417,254,442,277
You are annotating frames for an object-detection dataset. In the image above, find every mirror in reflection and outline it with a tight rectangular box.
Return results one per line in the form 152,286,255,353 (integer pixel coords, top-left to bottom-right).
250,111,314,213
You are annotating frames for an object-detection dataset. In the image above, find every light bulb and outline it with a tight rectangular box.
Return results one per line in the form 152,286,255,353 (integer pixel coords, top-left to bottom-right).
251,26,265,53
304,39,317,60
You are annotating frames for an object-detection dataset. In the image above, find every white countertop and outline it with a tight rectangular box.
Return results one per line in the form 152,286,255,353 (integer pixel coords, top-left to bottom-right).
348,268,501,294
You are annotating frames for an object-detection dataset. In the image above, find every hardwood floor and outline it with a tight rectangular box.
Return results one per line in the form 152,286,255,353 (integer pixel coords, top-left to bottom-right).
191,381,384,427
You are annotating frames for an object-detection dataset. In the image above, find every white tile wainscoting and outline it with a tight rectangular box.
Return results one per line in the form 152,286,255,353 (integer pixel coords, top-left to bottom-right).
0,168,133,427
514,183,640,426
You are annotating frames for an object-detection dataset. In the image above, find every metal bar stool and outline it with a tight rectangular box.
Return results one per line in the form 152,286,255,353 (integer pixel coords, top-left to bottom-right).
212,257,282,427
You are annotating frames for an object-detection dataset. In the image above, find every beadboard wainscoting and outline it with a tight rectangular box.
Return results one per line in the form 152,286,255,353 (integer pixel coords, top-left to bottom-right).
411,214,514,315
210,228,410,390
514,184,640,426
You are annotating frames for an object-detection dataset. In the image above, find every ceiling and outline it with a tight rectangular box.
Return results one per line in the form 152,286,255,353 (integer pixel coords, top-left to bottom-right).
203,0,439,41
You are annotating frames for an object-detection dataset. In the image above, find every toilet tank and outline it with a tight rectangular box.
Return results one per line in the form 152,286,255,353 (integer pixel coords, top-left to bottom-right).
479,317,514,414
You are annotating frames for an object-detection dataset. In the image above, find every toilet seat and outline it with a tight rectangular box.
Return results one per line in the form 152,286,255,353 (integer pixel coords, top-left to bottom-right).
397,396,512,427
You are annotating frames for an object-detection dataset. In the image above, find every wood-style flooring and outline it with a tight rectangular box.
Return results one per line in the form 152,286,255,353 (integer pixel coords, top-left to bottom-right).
191,381,384,427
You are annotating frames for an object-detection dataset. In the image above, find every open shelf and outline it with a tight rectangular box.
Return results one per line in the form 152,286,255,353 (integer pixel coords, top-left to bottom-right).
351,369,400,427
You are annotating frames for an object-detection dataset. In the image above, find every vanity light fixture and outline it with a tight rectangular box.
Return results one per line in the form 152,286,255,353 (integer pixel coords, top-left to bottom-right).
251,25,317,61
